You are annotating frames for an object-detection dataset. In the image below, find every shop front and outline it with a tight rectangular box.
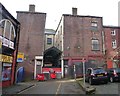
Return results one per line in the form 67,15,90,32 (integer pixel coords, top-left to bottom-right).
0,3,20,87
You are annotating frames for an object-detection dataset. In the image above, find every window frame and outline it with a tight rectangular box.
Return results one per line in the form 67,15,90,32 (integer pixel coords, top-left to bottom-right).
112,40,117,49
91,21,98,27
47,38,52,45
111,30,116,36
91,39,100,51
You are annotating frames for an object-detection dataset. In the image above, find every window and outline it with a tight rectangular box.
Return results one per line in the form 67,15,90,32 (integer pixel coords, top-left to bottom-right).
112,40,117,49
0,21,5,36
47,38,52,44
111,30,116,35
92,39,100,50
91,21,98,27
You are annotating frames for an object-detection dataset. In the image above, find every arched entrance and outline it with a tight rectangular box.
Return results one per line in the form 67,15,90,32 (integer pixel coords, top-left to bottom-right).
43,46,62,67
43,46,62,79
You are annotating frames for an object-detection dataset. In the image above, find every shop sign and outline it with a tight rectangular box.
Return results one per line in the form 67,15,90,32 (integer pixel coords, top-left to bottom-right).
0,54,13,63
17,52,24,62
0,36,14,49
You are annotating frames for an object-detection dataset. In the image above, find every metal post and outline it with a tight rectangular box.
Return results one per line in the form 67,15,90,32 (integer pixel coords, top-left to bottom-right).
61,58,64,78
74,64,76,79
34,58,37,79
82,58,86,87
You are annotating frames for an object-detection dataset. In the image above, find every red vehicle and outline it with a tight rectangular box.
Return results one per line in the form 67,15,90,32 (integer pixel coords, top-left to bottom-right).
36,74,46,81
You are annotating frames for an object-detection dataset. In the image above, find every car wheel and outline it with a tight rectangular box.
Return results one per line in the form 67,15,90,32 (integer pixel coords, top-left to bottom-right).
110,77,114,83
89,78,93,85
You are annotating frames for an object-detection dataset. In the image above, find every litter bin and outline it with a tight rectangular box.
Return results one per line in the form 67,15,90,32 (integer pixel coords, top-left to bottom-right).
36,74,46,81
50,71,56,79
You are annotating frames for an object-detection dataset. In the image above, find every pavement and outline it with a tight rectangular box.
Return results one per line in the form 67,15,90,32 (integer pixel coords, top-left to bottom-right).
2,80,36,95
76,78,96,94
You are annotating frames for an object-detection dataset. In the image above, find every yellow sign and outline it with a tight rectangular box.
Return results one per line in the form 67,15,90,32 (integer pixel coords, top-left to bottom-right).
0,54,13,63
17,52,24,62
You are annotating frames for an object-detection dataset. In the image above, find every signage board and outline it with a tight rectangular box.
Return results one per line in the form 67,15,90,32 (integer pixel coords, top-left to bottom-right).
17,52,24,62
0,54,13,63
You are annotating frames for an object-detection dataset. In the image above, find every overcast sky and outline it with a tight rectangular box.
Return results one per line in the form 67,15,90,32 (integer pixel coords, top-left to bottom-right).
1,0,120,30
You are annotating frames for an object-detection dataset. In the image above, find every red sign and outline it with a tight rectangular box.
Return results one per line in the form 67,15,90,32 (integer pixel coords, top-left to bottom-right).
42,68,61,73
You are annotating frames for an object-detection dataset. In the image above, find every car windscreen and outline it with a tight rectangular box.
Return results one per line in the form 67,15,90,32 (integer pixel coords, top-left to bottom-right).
93,69,106,74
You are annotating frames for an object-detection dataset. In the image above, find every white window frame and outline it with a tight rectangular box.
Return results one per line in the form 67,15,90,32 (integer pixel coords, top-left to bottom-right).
111,30,116,36
91,39,100,50
91,21,98,27
112,40,117,49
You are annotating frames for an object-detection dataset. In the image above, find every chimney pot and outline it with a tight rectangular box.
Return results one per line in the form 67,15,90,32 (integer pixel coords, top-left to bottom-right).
29,4,35,12
72,7,77,15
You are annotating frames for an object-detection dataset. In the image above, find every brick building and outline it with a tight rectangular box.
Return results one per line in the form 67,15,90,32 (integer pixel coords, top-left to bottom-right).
0,3,20,86
44,29,55,50
16,5,46,81
55,8,105,78
104,26,120,68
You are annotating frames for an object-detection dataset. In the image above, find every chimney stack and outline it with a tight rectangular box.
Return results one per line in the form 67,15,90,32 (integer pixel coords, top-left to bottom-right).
29,4,35,12
72,7,77,15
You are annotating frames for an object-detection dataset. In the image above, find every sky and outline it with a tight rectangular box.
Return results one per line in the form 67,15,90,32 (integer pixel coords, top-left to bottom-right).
1,0,120,30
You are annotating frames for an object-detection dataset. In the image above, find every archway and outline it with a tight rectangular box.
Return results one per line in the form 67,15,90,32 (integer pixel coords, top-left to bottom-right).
43,46,62,67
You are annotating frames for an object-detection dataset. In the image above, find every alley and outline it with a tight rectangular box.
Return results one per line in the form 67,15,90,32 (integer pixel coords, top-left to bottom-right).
17,79,85,95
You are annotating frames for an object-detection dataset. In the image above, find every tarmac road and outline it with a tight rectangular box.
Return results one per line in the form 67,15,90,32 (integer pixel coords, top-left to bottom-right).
18,79,85,95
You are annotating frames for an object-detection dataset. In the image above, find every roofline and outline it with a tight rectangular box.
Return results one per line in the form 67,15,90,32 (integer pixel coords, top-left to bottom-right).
0,3,20,24
63,14,102,18
55,16,63,32
16,11,46,15
103,26,120,28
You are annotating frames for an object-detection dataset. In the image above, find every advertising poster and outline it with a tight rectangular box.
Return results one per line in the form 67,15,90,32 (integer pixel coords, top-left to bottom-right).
2,63,12,81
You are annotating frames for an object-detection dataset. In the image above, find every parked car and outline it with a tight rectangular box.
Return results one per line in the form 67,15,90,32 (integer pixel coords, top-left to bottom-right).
85,67,108,85
107,68,120,82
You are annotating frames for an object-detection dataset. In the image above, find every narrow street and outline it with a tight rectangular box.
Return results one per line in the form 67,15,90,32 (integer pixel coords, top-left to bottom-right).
17,79,85,95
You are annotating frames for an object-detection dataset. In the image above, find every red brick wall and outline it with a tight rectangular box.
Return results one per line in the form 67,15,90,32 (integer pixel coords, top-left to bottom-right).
17,12,46,80
63,15,103,58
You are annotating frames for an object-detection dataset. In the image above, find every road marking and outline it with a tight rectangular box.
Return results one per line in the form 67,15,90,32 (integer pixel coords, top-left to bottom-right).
55,83,61,95
56,79,75,83
17,84,36,94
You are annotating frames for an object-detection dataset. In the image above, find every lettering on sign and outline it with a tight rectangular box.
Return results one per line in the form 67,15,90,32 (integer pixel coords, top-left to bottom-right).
0,54,13,63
